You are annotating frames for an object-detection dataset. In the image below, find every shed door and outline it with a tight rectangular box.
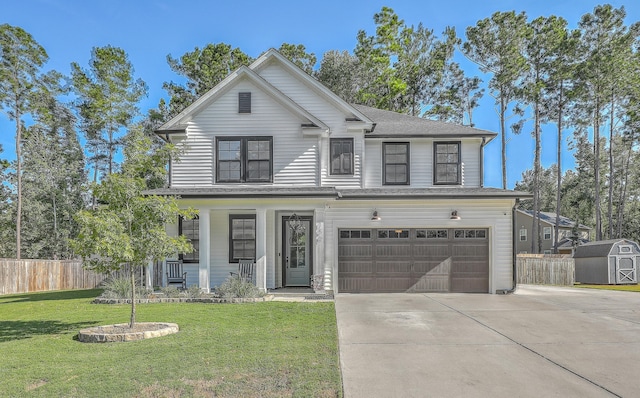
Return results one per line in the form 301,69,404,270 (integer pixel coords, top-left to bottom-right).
338,228,489,293
615,256,637,284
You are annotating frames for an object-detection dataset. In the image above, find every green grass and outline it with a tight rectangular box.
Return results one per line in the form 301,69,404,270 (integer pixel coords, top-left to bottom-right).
573,283,640,292
0,289,342,397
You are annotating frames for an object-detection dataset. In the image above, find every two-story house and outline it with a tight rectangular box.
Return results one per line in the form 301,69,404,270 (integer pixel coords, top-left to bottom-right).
515,209,590,255
150,49,530,294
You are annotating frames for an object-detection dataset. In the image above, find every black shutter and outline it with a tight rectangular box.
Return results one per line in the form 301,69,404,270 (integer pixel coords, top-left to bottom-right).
239,92,251,113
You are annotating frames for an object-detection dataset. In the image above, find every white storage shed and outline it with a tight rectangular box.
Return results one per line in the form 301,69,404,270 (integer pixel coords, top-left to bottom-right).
574,239,639,285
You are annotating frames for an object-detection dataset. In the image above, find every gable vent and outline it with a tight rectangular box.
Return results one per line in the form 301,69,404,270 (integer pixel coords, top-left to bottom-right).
239,92,251,113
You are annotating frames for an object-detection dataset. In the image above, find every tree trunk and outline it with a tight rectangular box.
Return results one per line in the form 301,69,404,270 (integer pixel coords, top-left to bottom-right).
501,94,507,190
532,100,541,253
130,266,136,328
594,106,602,241
15,109,22,260
554,81,564,254
607,89,617,239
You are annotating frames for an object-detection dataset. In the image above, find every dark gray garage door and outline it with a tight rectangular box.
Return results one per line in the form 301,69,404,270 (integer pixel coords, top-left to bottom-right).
338,228,489,293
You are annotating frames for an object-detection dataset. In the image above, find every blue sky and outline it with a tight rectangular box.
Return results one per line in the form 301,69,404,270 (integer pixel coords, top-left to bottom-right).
2,0,639,189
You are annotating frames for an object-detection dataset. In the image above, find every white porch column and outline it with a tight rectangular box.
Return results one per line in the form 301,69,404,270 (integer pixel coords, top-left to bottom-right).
145,260,153,290
255,208,267,292
314,207,326,291
199,208,211,293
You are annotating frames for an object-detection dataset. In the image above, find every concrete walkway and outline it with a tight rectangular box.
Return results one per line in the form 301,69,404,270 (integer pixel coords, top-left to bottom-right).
335,285,640,398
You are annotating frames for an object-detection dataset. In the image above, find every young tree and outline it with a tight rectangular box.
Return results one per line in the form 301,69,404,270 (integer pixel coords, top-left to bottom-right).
0,24,48,259
463,11,529,189
71,46,147,179
70,128,194,328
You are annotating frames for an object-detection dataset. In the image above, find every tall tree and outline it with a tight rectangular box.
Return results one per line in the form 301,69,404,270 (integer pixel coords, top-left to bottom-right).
463,11,529,189
315,50,361,103
71,45,147,180
575,5,639,240
21,72,86,259
163,43,252,118
70,127,194,328
0,24,48,259
277,43,316,75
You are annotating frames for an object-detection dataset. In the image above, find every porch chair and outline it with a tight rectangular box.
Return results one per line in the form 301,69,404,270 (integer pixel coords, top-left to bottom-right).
230,259,255,283
166,260,187,290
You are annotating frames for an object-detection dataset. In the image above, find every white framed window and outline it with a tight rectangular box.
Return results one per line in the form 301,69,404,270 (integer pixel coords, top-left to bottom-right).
520,228,527,241
543,227,552,240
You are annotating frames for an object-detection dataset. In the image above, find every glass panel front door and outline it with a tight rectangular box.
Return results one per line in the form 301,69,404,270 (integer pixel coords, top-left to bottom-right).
285,219,311,286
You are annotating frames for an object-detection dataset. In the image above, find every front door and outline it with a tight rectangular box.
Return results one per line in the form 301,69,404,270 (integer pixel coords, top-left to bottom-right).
284,217,312,286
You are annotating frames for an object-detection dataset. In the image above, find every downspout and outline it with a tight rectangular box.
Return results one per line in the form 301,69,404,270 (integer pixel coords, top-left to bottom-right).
509,198,520,293
498,197,519,294
165,133,172,188
480,137,487,187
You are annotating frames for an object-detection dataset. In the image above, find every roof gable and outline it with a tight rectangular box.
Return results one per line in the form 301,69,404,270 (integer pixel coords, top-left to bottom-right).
250,49,374,128
156,65,329,133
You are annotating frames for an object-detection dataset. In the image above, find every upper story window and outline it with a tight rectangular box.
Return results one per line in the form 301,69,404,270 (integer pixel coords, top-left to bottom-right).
383,142,409,185
179,215,199,263
543,227,552,240
520,228,527,241
330,138,354,175
434,142,461,185
239,92,251,113
216,137,272,183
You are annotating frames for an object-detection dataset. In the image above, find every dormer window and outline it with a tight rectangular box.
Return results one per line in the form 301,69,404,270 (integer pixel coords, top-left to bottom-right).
239,92,251,113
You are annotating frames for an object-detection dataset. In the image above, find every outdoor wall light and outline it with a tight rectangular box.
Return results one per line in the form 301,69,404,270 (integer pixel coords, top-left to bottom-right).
450,210,461,220
371,210,381,221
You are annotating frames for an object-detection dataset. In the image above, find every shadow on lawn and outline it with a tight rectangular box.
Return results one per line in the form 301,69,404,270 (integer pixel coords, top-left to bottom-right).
0,289,103,303
0,319,99,343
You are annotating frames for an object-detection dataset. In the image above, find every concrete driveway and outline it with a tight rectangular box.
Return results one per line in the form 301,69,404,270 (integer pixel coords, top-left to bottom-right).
335,285,640,398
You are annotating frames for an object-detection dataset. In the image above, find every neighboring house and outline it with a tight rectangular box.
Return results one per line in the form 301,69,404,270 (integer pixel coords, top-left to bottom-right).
515,209,590,255
149,49,530,294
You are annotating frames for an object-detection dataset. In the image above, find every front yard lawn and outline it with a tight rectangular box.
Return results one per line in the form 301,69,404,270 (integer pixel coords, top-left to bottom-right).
0,289,342,397
573,283,640,292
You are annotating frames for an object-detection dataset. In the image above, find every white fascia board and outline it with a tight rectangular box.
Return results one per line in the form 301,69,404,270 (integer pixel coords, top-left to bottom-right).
251,49,374,129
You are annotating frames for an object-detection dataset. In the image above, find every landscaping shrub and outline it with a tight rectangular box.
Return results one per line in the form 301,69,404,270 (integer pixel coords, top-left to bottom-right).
101,275,150,299
215,276,265,299
160,285,181,298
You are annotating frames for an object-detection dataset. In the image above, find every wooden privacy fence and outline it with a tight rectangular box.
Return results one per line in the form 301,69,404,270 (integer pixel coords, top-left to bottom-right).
517,254,575,286
0,259,166,295
0,259,107,295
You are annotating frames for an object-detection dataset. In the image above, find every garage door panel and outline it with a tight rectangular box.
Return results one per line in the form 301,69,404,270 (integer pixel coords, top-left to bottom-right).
376,244,412,258
338,229,488,293
376,261,412,274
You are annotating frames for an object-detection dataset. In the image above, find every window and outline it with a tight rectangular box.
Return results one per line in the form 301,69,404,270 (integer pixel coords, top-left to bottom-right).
520,228,527,241
179,215,199,262
330,138,354,175
229,215,256,263
543,227,552,240
416,229,448,239
216,137,272,183
434,142,461,185
378,229,409,239
340,229,371,239
239,92,251,113
454,229,487,239
383,142,409,185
